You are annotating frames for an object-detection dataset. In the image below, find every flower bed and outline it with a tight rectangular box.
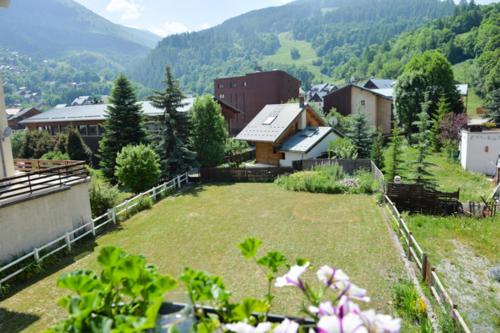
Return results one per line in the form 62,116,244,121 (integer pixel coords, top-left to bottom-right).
275,165,379,194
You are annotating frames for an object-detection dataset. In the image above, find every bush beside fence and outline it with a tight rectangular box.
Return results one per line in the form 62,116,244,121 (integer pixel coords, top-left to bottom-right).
385,195,471,333
200,167,293,182
0,173,189,291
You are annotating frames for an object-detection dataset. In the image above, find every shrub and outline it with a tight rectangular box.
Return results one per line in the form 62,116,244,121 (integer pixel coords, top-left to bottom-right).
225,138,250,167
41,150,70,161
10,130,26,158
355,170,378,194
89,177,120,217
327,138,358,159
66,127,92,163
393,281,427,324
137,195,153,210
115,144,161,194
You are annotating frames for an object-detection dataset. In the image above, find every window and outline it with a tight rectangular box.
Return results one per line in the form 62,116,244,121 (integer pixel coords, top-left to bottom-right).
360,100,365,106
263,116,277,125
98,125,105,136
244,81,247,87
52,125,60,134
60,125,68,133
88,125,98,136
230,82,237,88
219,94,225,99
79,125,88,136
218,83,224,89
485,146,489,153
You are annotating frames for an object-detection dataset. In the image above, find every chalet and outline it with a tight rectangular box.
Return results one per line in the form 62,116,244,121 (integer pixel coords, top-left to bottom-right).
236,102,340,166
323,84,393,134
363,78,396,90
20,99,194,152
214,70,301,135
7,106,41,130
306,83,337,110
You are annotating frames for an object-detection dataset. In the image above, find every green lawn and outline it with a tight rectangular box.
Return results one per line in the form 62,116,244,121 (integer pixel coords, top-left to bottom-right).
387,146,495,201
405,215,500,332
263,32,335,83
452,60,485,118
0,183,409,332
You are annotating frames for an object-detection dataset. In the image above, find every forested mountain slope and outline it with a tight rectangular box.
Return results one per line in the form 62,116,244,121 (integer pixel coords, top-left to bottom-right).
132,0,455,93
0,0,160,64
341,1,499,99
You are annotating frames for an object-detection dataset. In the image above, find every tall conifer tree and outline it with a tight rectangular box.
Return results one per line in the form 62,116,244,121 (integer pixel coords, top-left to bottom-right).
99,74,146,182
347,110,372,158
150,66,196,178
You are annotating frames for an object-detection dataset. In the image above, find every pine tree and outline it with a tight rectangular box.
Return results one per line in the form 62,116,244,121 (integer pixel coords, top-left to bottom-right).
371,131,385,170
485,88,500,124
386,122,404,182
430,95,450,152
99,74,146,182
190,95,228,167
347,110,372,158
411,99,435,187
67,127,92,163
150,66,196,179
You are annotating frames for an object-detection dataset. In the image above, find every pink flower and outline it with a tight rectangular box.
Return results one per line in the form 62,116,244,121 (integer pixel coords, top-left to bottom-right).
360,310,401,333
334,281,370,302
275,262,310,289
317,266,350,288
226,322,272,333
309,301,336,317
274,319,299,333
317,313,367,333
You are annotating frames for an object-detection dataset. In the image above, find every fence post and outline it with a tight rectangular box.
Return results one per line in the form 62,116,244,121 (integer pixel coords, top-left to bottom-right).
152,187,157,200
422,253,432,285
108,208,116,224
65,232,72,252
407,232,413,260
33,248,40,263
91,220,96,236
176,176,181,189
185,172,189,184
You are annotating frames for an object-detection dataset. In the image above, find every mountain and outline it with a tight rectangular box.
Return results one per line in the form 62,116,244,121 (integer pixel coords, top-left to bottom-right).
132,0,456,93
0,0,160,64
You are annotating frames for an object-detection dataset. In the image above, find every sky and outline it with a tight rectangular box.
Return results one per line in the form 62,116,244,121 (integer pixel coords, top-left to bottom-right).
74,0,498,37
74,0,293,37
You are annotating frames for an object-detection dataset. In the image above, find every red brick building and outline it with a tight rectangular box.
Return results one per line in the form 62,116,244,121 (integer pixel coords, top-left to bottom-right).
214,70,301,134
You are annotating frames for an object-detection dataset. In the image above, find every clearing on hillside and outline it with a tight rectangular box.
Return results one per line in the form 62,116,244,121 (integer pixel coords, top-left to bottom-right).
0,183,409,332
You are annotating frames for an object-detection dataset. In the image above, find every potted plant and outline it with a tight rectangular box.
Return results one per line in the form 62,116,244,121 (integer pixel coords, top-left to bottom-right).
47,239,401,333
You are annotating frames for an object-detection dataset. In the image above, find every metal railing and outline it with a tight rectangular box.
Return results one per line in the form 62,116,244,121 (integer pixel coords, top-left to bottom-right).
0,161,88,201
0,172,189,289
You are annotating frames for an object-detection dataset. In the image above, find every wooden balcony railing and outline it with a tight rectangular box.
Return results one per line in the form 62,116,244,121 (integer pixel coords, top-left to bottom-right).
0,160,88,202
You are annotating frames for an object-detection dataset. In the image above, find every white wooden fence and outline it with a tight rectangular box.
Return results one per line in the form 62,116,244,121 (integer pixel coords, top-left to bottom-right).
0,173,189,289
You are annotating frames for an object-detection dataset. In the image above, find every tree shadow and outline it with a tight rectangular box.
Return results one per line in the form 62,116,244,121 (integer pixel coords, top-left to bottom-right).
0,308,40,333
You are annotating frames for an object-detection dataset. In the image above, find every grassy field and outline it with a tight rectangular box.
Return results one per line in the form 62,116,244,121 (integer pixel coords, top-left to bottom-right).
0,183,410,332
405,214,499,332
453,60,484,118
263,32,335,83
387,146,495,202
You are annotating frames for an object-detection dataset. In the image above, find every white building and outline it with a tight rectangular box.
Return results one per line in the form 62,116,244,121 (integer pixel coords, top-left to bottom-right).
460,128,500,176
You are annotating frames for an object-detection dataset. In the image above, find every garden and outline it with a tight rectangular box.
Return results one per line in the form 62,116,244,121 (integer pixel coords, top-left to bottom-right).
0,183,418,332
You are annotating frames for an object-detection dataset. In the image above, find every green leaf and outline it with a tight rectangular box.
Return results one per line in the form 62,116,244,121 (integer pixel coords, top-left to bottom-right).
257,252,287,273
57,270,102,294
232,298,270,321
90,315,113,333
97,246,125,268
238,238,262,259
296,258,309,266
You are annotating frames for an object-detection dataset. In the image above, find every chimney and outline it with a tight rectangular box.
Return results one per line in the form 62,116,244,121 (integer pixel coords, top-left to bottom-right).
299,95,305,108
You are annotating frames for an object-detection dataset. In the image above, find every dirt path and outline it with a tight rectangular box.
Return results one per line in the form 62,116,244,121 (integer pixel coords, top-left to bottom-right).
436,240,500,333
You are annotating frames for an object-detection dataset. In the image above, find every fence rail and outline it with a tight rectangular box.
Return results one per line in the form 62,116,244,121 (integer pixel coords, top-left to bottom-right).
0,172,190,289
200,167,293,182
0,161,88,201
13,159,84,172
384,195,471,333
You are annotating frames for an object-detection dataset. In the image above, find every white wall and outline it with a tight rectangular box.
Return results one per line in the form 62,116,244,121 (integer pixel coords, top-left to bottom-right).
280,132,338,167
0,180,92,263
460,130,500,176
351,87,377,128
0,74,15,179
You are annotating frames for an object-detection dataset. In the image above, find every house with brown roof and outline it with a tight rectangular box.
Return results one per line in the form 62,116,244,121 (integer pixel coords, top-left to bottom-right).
323,84,393,134
7,106,41,130
236,102,340,166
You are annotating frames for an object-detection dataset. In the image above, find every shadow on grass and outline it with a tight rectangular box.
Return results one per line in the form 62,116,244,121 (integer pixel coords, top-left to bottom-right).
176,182,270,198
0,308,40,333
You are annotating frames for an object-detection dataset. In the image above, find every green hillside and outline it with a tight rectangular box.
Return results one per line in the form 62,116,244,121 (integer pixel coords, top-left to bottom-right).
453,60,484,118
132,0,455,93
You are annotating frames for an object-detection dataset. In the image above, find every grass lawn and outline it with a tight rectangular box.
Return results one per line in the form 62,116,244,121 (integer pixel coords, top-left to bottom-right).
405,214,500,332
263,32,335,83
387,145,495,202
452,60,484,118
0,183,410,332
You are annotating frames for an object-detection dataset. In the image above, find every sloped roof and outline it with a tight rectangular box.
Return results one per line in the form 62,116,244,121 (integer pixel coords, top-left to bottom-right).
5,108,20,116
370,88,394,98
364,79,395,89
21,98,194,124
8,107,40,120
236,103,304,143
280,127,333,153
